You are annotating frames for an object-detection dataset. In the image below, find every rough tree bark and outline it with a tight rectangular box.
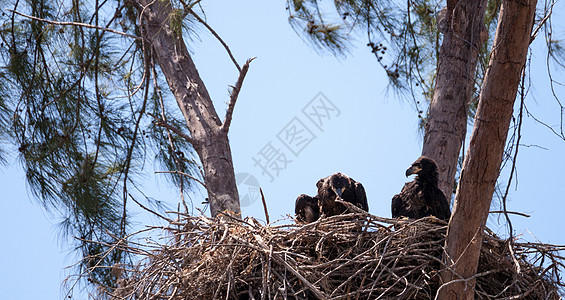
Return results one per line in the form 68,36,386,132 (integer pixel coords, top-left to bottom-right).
422,0,488,200
437,0,537,298
138,0,244,218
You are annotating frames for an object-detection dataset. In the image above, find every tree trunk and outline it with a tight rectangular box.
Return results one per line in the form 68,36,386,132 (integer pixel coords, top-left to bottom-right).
422,0,488,200
437,0,536,298
138,0,241,217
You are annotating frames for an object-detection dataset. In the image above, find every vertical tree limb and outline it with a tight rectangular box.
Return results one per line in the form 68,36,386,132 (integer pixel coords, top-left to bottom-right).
138,0,244,218
437,0,537,298
260,188,270,224
422,0,489,200
221,57,255,133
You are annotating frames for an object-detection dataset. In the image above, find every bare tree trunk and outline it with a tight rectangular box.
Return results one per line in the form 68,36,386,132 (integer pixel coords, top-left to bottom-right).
138,0,241,218
437,0,537,298
422,0,488,199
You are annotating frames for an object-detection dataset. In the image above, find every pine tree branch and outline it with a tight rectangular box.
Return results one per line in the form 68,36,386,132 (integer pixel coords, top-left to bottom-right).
8,9,141,40
489,211,531,218
530,1,555,44
221,57,255,133
155,170,217,201
155,170,207,190
150,62,190,214
151,114,198,146
180,1,241,72
129,194,173,223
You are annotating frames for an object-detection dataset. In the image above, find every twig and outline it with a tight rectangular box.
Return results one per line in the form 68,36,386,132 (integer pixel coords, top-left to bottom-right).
150,62,190,213
253,234,328,300
335,199,370,215
150,114,198,146
120,50,151,237
489,211,531,218
155,170,206,189
180,2,241,72
8,9,141,40
129,193,173,223
501,72,527,276
434,269,499,300
260,188,270,224
530,0,555,44
221,57,256,133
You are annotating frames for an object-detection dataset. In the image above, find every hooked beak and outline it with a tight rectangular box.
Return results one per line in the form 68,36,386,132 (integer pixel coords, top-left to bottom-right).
405,165,422,177
332,186,345,199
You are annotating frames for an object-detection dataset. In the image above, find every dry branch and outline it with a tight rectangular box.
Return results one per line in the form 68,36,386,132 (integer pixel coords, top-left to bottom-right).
221,57,256,133
9,10,140,40
86,213,563,299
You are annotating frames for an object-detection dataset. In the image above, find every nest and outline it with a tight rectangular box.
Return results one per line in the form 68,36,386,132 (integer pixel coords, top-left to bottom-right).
102,212,564,299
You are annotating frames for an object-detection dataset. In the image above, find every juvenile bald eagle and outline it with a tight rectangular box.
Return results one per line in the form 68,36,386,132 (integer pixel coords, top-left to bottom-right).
295,194,320,223
391,156,451,221
317,172,368,217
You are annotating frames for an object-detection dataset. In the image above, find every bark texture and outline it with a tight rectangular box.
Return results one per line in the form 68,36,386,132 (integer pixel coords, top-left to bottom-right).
422,0,488,200
437,0,537,298
138,0,241,217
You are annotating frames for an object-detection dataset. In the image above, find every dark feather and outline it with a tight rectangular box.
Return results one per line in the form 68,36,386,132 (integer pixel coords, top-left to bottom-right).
317,172,369,217
295,194,319,223
392,156,451,221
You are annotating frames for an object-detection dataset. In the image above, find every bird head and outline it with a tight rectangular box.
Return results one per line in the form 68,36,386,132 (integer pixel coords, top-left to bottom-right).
328,173,347,199
295,194,319,223
405,164,422,177
405,156,439,179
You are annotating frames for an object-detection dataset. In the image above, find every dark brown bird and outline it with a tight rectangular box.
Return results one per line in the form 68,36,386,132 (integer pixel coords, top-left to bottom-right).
317,172,368,217
295,194,320,223
392,156,451,221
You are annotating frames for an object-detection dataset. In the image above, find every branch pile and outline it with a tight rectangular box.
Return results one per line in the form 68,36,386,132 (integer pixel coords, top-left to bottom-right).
100,213,564,299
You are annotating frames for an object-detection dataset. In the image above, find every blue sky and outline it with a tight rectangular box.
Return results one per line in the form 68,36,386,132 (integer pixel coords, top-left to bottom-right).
1,0,565,298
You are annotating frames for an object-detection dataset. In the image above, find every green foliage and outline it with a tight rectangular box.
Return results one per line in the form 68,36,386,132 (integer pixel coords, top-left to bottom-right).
0,0,200,292
287,0,352,55
287,0,565,211
0,89,9,164
285,0,506,124
287,0,561,132
286,0,435,112
548,38,565,69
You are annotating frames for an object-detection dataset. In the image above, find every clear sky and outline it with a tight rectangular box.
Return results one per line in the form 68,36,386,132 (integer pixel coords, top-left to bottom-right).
1,1,564,298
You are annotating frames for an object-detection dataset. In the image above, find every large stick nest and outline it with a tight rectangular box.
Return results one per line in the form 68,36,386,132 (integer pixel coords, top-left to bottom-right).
102,212,564,299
